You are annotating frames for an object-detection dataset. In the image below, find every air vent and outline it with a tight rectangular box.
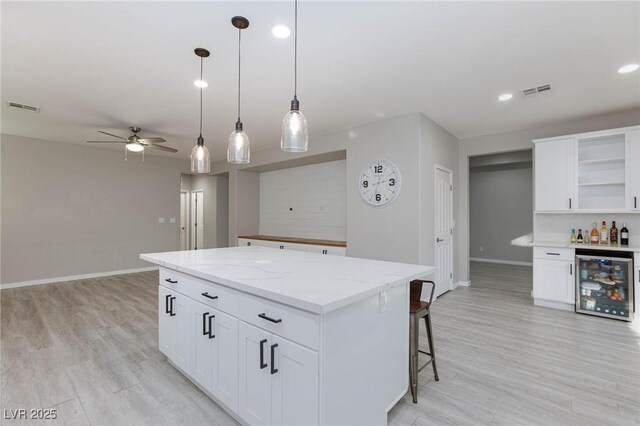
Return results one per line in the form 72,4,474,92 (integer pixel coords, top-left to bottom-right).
7,102,40,112
521,84,551,97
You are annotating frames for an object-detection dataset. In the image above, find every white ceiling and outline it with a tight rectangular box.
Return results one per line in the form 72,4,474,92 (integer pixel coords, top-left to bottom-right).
2,1,639,159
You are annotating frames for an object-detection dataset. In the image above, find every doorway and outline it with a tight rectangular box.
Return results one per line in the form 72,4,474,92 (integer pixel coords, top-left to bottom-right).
180,191,189,250
434,165,454,298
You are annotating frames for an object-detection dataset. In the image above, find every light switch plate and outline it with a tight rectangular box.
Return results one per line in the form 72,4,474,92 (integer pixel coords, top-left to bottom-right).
169,217,176,224
158,217,165,224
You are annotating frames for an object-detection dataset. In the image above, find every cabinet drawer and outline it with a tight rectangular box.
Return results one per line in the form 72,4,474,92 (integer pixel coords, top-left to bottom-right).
190,278,239,317
239,294,319,350
159,268,197,294
534,247,574,261
306,245,346,256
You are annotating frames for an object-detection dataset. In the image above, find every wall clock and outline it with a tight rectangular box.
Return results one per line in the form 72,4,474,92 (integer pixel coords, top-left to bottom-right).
358,159,402,207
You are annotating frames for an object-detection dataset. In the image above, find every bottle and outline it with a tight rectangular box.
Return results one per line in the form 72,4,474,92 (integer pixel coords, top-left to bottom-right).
570,229,577,244
577,229,584,244
621,223,629,246
610,221,618,246
600,221,609,245
590,222,599,245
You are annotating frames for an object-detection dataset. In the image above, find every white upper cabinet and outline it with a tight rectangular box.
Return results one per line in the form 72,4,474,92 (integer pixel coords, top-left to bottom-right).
534,138,575,211
534,126,640,212
626,129,640,210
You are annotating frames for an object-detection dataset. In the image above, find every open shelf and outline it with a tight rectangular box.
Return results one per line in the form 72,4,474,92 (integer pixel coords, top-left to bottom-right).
579,182,625,187
578,158,625,165
577,134,626,210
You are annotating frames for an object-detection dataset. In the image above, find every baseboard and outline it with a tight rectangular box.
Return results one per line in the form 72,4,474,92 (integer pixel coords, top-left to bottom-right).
470,257,533,267
453,281,470,289
1,267,159,289
533,298,575,312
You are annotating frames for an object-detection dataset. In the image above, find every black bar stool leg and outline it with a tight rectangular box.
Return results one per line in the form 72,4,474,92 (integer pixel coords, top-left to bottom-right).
409,313,419,402
425,313,439,381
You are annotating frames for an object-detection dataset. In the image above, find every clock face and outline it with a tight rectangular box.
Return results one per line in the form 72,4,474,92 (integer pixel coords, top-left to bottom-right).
359,159,402,207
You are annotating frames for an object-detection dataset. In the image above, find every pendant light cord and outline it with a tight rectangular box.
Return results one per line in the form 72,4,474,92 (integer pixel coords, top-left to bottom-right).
294,0,298,98
237,27,242,122
199,56,203,137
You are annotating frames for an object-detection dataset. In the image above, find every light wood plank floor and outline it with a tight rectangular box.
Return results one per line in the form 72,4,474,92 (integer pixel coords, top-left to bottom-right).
1,267,639,425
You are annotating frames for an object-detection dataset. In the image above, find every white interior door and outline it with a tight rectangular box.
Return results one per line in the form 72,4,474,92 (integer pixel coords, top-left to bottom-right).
434,165,453,298
180,191,189,250
191,191,204,250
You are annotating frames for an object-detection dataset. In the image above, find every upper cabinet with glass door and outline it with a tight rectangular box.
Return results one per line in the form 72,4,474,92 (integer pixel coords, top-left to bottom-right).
533,126,640,213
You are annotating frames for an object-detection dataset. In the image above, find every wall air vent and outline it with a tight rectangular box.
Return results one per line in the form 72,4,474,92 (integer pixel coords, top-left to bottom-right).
521,84,551,97
7,102,40,112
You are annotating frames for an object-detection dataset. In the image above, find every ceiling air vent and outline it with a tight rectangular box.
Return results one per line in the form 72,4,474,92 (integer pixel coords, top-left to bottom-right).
521,84,551,97
7,102,40,113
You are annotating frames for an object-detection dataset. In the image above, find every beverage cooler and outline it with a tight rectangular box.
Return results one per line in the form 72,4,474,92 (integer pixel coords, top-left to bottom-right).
576,250,634,321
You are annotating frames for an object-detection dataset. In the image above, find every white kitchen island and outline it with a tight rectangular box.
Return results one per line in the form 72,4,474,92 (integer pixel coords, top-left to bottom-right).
140,246,433,426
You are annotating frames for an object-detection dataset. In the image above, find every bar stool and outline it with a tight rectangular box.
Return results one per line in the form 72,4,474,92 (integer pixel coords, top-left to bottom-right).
409,279,439,403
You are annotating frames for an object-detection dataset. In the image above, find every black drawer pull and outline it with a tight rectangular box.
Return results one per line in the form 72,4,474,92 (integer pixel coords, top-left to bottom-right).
165,294,171,314
201,292,218,300
165,278,178,284
258,313,282,323
259,339,268,369
279,245,284,249
208,314,215,339
169,296,176,316
546,252,560,256
270,343,278,374
202,312,209,336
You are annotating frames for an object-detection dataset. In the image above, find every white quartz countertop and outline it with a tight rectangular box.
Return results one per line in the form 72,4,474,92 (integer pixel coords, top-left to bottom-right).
140,247,433,314
532,241,640,253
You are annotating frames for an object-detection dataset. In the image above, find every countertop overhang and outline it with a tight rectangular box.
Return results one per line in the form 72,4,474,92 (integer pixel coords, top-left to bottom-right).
141,247,433,314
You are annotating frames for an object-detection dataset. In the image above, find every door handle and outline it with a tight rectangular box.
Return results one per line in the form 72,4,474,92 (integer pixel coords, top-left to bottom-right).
201,292,218,300
169,296,176,316
208,314,215,339
270,343,279,374
436,238,444,243
259,339,268,369
202,312,209,336
165,294,171,314
258,313,282,324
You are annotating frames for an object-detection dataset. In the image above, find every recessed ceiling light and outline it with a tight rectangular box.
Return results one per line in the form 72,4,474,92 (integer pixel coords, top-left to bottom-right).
618,63,639,74
498,93,513,101
194,80,208,88
272,25,291,39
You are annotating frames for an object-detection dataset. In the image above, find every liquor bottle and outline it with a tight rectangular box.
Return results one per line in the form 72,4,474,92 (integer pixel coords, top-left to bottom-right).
577,229,584,244
590,222,600,245
610,221,618,246
600,221,609,245
621,223,629,246
570,229,577,243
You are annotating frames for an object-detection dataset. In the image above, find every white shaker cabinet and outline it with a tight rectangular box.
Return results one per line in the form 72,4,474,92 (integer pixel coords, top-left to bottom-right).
158,286,190,372
533,247,575,309
237,237,346,256
534,138,575,211
239,322,272,425
626,129,640,210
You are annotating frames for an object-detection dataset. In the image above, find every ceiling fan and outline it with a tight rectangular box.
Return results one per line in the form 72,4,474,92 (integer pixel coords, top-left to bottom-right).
87,126,177,153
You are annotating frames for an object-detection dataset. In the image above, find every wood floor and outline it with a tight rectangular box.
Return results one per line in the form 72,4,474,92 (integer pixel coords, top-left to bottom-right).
2,264,639,425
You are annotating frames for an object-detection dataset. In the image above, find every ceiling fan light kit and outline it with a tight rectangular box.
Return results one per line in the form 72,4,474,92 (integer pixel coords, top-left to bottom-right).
190,48,211,174
281,0,308,153
227,16,251,165
86,126,176,161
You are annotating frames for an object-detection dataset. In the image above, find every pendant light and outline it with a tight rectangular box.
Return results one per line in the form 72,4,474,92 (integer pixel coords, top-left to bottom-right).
191,48,211,174
228,16,250,164
281,0,308,152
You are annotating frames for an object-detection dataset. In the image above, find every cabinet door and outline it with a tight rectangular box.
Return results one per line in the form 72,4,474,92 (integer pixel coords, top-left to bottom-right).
158,285,177,358
190,299,214,390
626,130,640,210
239,322,272,426
210,308,239,412
173,292,191,372
305,245,346,256
533,259,575,304
271,336,318,426
535,139,575,211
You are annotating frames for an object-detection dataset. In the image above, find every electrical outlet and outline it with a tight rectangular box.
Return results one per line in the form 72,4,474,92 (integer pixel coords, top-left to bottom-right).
379,291,388,313
479,246,484,252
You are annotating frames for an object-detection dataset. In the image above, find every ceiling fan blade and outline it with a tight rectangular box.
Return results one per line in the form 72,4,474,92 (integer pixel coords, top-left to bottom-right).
97,130,128,141
86,140,126,143
138,137,166,143
146,144,178,153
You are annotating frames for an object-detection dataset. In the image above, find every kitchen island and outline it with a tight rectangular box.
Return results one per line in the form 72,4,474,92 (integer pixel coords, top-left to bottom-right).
141,246,433,425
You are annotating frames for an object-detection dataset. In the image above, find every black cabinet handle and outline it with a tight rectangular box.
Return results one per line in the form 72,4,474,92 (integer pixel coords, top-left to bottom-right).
208,314,215,339
635,196,637,209
322,249,328,254
165,294,171,314
546,252,560,256
202,312,209,336
258,313,282,324
201,292,218,300
165,278,178,284
169,296,176,316
569,198,572,209
270,343,278,374
570,264,573,275
259,339,268,369
279,245,284,249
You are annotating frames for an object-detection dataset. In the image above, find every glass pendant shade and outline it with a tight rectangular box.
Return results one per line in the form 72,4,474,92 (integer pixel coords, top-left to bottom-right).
228,125,250,164
281,108,308,152
190,137,210,173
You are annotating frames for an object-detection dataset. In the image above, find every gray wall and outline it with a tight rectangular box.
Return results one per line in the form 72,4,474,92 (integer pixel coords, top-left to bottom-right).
216,174,229,248
1,134,189,284
469,164,533,263
191,174,218,249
